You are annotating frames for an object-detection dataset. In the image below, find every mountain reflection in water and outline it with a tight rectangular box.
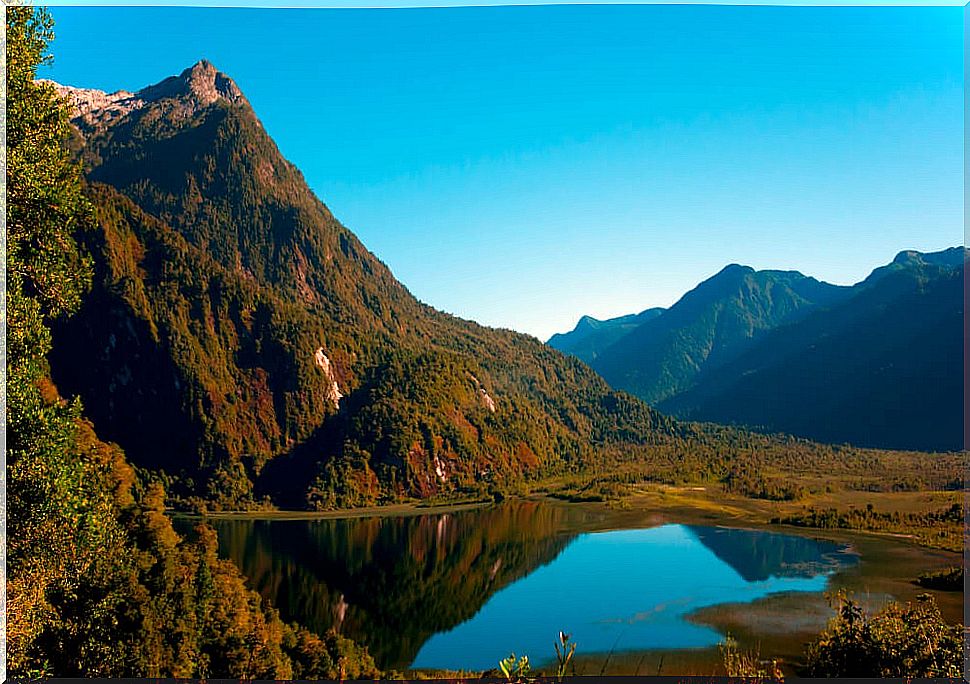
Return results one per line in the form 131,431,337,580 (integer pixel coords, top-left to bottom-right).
192,503,856,671
201,502,593,669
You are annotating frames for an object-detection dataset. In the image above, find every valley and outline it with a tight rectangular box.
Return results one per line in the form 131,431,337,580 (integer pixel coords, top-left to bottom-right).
7,6,965,677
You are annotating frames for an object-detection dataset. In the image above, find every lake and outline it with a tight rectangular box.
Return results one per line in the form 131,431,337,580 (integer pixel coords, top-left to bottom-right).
181,501,858,672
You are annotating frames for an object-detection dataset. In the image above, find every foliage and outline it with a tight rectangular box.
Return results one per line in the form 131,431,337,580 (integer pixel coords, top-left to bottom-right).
498,653,532,682
771,503,964,551
916,566,963,592
5,7,93,323
804,592,964,678
722,464,805,501
6,5,100,672
718,636,784,681
553,631,577,681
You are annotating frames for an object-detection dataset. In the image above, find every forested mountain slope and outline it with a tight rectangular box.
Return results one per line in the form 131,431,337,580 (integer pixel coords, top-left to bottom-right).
49,61,677,509
659,249,966,451
588,265,849,404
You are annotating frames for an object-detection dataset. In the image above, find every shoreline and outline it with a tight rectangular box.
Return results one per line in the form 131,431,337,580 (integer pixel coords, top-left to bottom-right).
177,490,964,676
171,485,964,553
172,498,494,521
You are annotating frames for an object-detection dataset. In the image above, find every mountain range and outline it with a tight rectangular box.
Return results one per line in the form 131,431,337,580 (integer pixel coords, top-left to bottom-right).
44,60,961,517
550,248,966,452
48,61,679,510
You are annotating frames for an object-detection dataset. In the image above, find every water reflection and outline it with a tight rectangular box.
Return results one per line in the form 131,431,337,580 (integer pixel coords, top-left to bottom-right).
189,504,856,671
685,525,855,582
200,502,600,669
413,524,856,670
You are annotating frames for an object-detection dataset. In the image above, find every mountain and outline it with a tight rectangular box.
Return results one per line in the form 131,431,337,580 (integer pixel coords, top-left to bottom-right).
659,248,966,452
47,61,677,510
547,308,664,364
586,265,850,405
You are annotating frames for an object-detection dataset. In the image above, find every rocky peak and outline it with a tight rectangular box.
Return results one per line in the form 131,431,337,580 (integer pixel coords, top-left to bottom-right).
138,59,247,108
892,247,968,269
39,59,248,132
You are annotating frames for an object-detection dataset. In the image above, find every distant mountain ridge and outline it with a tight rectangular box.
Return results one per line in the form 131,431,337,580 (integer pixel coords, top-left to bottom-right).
547,308,664,364
660,248,966,451
551,248,966,451
586,264,851,404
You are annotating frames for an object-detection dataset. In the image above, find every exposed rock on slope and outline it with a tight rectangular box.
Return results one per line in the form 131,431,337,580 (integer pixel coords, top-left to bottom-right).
42,60,248,134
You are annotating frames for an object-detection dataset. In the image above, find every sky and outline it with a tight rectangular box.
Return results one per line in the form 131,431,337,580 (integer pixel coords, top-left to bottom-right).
40,4,964,340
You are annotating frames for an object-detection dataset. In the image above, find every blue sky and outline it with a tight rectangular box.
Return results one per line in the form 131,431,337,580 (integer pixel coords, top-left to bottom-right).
41,4,964,339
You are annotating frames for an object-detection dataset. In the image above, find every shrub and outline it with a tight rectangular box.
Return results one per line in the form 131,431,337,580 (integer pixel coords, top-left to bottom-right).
916,566,964,592
804,591,963,677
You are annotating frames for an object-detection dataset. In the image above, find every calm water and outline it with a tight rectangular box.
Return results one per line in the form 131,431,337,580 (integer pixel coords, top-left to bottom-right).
181,502,857,671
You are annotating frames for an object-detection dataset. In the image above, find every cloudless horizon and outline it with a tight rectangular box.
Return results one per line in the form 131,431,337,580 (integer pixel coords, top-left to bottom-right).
41,5,963,340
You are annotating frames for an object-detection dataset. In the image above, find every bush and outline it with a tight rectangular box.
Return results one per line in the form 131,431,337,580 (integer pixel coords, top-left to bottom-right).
916,566,963,592
804,592,963,677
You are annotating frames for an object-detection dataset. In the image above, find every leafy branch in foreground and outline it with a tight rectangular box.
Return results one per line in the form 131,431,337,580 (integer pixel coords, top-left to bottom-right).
5,7,379,678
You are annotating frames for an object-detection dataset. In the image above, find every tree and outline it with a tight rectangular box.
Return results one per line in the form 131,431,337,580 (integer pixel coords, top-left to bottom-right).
5,6,108,675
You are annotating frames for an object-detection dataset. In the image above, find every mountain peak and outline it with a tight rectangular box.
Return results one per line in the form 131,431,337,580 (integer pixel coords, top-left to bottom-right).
891,246,967,269
137,59,247,108
716,263,755,277
43,60,249,133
